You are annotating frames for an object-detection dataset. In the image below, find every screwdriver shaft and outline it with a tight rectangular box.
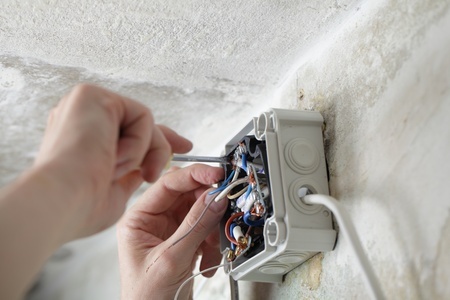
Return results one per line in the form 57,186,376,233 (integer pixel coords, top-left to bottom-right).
172,155,229,164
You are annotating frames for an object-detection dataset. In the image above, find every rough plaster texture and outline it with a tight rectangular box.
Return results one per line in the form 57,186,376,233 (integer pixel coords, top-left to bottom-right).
248,0,450,299
0,0,358,97
0,55,257,187
1,0,449,299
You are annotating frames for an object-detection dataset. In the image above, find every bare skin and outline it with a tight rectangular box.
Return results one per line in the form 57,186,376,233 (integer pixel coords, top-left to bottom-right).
117,165,227,299
0,84,223,299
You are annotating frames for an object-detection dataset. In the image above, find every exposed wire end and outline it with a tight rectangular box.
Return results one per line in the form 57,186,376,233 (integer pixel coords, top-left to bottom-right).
243,211,264,227
208,169,236,195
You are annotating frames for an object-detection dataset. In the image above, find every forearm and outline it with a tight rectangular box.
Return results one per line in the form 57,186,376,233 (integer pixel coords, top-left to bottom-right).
0,163,82,300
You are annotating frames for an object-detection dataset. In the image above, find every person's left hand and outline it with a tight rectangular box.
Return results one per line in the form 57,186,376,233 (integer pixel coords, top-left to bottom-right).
117,164,228,300
34,84,193,240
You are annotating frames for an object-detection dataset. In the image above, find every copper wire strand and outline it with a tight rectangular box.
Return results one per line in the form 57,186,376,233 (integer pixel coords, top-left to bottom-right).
225,212,244,245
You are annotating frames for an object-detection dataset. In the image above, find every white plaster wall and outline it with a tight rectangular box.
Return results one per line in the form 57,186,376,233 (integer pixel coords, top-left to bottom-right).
247,0,450,299
0,0,360,186
0,0,359,95
1,0,449,299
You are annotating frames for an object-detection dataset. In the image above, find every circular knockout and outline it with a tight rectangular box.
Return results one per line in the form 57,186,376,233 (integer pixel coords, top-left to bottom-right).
289,179,324,215
284,138,320,175
259,263,290,275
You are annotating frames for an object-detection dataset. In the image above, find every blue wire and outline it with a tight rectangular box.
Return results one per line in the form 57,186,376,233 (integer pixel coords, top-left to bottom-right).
241,153,248,172
243,211,265,227
230,223,237,250
231,243,236,250
207,185,226,195
244,184,252,199
208,169,235,195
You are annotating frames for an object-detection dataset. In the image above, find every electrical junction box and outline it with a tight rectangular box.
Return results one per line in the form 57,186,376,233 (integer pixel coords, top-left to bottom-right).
219,108,336,283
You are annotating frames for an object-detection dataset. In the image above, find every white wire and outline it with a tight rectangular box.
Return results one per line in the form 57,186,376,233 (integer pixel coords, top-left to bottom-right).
249,163,266,212
303,194,385,300
174,263,230,300
214,177,249,202
232,166,241,182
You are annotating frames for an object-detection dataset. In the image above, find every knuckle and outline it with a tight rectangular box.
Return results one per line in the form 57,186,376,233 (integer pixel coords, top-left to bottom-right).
71,83,95,96
144,106,154,124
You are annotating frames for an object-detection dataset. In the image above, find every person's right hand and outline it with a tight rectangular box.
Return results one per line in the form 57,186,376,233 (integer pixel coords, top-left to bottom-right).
33,84,193,241
117,164,228,300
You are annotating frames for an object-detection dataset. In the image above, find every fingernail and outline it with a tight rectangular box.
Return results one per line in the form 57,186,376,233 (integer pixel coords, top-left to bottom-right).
114,163,130,180
205,193,228,213
164,154,173,170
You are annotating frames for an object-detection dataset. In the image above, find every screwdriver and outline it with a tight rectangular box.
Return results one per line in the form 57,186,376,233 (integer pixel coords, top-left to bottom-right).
171,154,230,164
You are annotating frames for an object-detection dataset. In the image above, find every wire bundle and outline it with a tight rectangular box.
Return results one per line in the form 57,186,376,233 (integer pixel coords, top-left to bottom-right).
210,143,270,262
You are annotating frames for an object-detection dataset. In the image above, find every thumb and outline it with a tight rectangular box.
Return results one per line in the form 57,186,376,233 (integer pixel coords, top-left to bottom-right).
169,192,228,259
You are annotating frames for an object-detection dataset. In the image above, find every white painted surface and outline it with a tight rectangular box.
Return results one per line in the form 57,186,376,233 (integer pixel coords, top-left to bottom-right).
250,0,450,299
1,0,449,299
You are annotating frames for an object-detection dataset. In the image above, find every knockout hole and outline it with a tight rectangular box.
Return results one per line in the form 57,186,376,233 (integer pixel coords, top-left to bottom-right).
297,186,315,205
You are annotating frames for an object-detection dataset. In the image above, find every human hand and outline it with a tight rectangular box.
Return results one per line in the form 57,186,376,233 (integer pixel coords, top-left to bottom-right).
117,164,228,300
33,84,193,240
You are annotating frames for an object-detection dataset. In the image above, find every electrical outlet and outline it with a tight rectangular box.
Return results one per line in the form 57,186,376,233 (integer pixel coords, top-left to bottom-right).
219,108,336,283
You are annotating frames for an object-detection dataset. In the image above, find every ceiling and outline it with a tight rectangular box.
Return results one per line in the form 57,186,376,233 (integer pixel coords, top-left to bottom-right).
0,0,360,186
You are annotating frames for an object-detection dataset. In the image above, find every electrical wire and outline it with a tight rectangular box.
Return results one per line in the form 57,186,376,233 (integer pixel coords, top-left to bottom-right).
214,177,249,202
243,211,264,227
244,184,252,199
303,195,385,300
227,185,248,200
145,193,217,273
232,167,241,182
225,212,244,245
208,170,236,195
174,263,230,300
241,153,248,172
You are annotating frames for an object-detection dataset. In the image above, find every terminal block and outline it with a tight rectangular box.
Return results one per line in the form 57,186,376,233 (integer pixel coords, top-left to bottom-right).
219,108,336,283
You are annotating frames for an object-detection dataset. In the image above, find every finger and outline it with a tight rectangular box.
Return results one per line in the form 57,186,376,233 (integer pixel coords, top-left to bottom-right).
45,107,57,128
167,191,228,260
157,125,193,154
114,98,154,180
134,164,224,214
57,84,156,180
166,165,180,173
114,169,144,197
199,228,223,277
103,170,144,229
140,125,172,182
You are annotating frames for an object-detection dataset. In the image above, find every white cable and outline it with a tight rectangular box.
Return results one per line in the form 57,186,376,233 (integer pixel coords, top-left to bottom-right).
249,163,266,212
174,263,230,300
214,177,248,202
303,195,385,300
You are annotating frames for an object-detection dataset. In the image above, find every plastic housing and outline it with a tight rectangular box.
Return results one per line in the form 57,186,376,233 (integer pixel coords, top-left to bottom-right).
221,108,336,283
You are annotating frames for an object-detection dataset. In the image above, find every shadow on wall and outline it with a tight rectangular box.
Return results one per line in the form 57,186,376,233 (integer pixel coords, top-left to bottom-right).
248,1,450,299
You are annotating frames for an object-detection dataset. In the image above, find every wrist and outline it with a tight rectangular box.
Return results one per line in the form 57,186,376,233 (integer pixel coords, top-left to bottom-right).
0,163,85,299
24,161,87,243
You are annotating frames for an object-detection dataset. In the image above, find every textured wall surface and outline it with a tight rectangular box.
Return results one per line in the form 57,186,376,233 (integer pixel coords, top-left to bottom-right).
1,0,449,299
249,0,450,299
